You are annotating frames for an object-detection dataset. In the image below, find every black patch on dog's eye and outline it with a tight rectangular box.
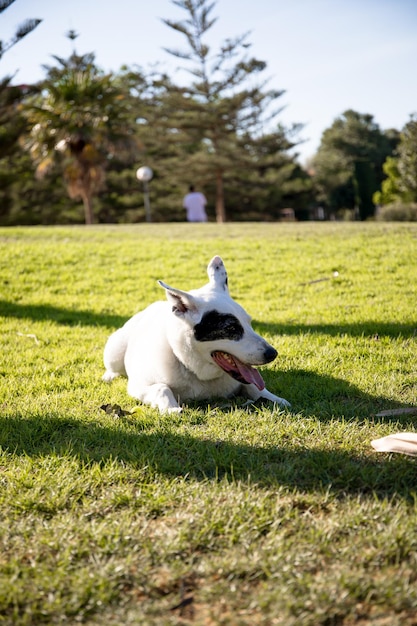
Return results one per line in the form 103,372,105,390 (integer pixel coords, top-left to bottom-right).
194,310,244,342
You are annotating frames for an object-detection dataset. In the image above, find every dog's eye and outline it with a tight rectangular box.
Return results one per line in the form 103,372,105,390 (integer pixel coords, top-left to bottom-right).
194,311,244,342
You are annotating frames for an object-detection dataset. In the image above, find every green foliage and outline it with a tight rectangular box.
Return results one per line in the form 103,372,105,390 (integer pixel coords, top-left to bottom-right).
1,223,417,624
0,79,50,224
397,116,417,200
374,117,417,207
22,53,140,224
313,110,398,219
161,0,297,222
0,78,27,218
0,0,41,61
0,77,29,158
1,38,306,225
377,202,417,221
373,155,402,205
0,2,45,223
1,3,412,226
0,150,81,225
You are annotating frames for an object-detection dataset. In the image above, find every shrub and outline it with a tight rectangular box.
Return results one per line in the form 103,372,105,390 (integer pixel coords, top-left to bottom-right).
377,202,417,221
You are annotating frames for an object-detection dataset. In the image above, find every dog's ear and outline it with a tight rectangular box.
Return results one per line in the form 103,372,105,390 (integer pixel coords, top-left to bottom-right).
207,255,229,292
158,281,199,316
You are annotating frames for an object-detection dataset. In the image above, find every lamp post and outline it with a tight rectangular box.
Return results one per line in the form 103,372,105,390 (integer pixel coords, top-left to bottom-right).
136,166,153,222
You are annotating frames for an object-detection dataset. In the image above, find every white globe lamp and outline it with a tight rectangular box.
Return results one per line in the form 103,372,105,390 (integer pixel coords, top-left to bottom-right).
136,166,154,222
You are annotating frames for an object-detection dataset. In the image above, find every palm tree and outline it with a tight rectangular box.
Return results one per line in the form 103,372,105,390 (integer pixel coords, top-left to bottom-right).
23,52,138,224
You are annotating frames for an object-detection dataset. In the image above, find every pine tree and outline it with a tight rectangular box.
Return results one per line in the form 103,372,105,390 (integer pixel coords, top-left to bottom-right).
162,0,288,222
0,0,41,60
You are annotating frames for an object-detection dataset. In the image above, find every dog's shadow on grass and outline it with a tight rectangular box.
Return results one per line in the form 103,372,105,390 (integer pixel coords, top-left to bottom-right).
255,319,417,340
3,299,416,338
1,403,416,500
260,368,412,421
0,299,126,328
255,317,417,420
2,303,416,498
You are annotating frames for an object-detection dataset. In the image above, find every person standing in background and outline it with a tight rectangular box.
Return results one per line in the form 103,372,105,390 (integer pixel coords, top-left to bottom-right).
183,185,208,222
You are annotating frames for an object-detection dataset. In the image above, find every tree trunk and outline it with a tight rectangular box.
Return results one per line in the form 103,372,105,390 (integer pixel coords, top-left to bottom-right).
354,160,376,220
215,169,226,223
82,192,94,225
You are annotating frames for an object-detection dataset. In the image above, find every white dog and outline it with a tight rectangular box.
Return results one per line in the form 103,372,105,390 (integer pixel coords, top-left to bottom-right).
103,255,290,413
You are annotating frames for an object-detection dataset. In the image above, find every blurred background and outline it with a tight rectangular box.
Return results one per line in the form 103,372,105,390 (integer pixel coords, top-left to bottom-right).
1,0,416,224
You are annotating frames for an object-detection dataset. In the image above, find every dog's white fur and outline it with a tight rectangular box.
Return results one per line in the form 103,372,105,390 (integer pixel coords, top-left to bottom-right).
103,256,290,413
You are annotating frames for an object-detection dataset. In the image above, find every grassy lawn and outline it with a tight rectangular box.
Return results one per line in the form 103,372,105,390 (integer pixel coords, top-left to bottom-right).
1,222,417,625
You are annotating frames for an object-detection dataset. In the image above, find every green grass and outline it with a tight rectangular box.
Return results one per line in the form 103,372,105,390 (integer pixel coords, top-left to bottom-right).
1,222,417,625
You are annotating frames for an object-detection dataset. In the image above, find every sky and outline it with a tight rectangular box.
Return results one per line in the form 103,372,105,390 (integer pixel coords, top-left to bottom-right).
1,0,417,164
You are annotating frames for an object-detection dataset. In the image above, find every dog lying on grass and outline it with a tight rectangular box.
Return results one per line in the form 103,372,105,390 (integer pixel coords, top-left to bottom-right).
103,255,290,414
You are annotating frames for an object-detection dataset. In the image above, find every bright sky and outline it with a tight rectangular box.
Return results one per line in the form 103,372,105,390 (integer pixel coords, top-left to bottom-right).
2,0,416,164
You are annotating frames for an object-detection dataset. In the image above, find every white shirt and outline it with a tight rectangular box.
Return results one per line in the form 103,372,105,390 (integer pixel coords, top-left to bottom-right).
183,191,208,222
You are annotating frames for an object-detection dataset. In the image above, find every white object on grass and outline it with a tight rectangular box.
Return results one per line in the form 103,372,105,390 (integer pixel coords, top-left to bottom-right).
371,433,417,457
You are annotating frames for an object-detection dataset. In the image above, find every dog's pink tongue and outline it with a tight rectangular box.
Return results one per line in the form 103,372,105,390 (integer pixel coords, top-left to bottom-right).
212,351,265,390
237,359,265,390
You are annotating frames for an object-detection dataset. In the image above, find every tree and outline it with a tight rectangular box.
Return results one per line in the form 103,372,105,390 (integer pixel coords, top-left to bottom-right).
111,66,186,221
22,51,139,224
397,115,417,201
372,156,402,206
312,110,397,219
0,1,43,224
374,116,417,206
0,0,42,153
0,78,27,157
162,0,293,222
0,0,41,61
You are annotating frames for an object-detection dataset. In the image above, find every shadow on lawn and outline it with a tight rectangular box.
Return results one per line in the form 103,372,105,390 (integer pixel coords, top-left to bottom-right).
2,300,416,497
255,319,417,340
1,406,416,499
0,299,126,328
2,299,416,338
260,368,413,420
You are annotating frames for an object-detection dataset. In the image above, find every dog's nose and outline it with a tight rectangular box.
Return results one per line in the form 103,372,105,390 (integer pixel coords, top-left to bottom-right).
263,345,278,363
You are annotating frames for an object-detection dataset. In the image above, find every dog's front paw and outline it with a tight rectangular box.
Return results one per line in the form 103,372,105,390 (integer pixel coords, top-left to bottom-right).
274,397,291,409
102,371,119,383
255,388,291,410
166,406,183,414
243,396,291,411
